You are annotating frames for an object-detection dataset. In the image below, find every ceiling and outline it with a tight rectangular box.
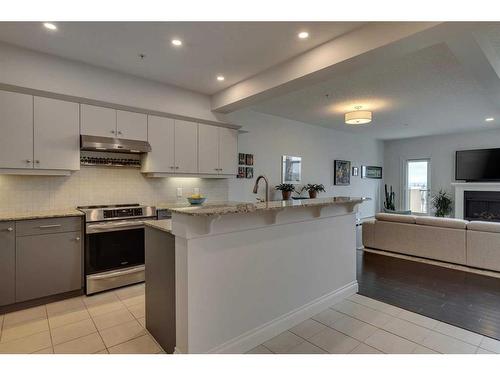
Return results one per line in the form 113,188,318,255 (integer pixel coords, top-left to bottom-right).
251,24,500,140
0,21,363,94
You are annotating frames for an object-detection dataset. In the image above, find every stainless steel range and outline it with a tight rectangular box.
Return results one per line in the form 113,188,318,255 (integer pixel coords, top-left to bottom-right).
78,204,156,295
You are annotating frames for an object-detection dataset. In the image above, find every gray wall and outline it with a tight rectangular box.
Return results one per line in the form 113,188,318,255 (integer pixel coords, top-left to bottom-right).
384,128,500,213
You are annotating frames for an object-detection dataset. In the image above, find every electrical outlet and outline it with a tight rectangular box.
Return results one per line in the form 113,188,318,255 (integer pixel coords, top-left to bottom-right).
176,187,183,198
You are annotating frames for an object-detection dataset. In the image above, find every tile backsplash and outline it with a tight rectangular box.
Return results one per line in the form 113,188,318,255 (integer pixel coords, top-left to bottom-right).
0,167,229,213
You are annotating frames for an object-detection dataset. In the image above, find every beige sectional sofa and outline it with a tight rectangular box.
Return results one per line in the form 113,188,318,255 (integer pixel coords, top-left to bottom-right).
362,213,500,272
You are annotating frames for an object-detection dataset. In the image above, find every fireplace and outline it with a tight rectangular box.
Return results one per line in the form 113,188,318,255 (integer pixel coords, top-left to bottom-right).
464,191,500,222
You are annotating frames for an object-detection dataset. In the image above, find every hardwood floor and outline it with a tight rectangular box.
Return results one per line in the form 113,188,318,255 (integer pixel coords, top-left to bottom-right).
357,249,500,341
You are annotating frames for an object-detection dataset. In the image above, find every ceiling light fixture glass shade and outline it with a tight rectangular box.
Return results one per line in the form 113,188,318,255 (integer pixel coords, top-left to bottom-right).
345,110,372,125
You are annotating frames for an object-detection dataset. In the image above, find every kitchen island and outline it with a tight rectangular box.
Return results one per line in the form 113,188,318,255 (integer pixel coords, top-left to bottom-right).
146,197,368,354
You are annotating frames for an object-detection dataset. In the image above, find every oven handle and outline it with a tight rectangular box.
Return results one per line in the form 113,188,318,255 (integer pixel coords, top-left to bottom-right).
88,265,145,280
86,220,147,233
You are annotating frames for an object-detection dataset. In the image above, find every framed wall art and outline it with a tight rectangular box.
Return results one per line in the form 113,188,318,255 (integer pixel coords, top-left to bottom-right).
334,160,351,186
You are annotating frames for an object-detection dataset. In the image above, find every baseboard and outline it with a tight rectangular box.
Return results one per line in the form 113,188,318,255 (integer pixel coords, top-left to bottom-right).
207,281,358,354
363,247,500,280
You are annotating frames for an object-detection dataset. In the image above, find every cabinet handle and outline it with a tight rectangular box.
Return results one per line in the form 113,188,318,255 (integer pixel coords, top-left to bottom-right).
75,236,81,241
6,227,13,232
170,166,175,169
35,160,40,164
39,224,62,229
118,131,123,135
175,166,179,169
110,130,116,134
26,159,32,163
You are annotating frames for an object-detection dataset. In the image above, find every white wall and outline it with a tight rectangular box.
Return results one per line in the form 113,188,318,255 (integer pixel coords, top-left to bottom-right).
227,110,384,218
0,41,221,122
384,128,500,212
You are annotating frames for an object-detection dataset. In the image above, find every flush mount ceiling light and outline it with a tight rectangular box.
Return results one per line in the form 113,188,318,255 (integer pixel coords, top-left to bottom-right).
485,117,495,122
298,31,309,39
171,39,183,46
43,22,57,31
345,106,372,125
216,75,225,81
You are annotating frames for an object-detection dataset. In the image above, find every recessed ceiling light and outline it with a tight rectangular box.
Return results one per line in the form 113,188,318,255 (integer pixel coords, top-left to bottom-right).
43,22,57,31
171,39,182,46
216,75,225,81
298,31,309,39
485,117,495,122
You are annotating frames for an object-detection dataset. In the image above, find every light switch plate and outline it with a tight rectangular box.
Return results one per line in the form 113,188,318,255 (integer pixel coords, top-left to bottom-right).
176,187,183,198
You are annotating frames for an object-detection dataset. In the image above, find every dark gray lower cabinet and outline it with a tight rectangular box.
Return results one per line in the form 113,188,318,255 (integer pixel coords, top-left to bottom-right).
0,222,16,306
145,226,176,353
16,231,82,302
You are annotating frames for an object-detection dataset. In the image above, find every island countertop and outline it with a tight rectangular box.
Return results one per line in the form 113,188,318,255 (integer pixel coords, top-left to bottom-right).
144,219,172,233
166,196,369,217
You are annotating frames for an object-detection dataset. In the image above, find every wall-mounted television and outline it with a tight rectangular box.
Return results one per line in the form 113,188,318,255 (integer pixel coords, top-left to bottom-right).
456,148,500,182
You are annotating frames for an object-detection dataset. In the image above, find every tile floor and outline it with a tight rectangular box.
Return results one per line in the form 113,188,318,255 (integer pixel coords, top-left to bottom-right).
247,293,500,354
0,283,164,354
2,284,499,354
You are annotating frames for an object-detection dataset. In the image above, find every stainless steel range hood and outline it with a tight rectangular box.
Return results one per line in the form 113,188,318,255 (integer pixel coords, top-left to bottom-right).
80,135,151,154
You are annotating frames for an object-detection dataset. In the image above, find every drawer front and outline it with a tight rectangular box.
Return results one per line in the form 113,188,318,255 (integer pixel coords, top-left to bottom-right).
16,217,82,236
0,221,16,306
16,231,83,302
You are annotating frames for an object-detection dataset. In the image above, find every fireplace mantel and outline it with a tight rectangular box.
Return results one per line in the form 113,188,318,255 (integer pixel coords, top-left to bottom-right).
452,182,500,219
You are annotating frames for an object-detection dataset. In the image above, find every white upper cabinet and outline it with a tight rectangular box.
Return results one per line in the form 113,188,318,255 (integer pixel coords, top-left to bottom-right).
116,110,147,141
174,120,198,173
198,124,238,175
198,124,219,174
142,115,175,173
80,104,116,137
218,127,238,175
0,91,34,169
34,97,80,171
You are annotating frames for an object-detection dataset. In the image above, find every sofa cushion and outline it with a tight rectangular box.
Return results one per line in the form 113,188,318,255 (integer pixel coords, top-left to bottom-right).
415,216,468,229
467,221,500,233
375,213,416,224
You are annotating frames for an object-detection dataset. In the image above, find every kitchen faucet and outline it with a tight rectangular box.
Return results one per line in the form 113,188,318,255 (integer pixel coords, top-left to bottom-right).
253,175,269,202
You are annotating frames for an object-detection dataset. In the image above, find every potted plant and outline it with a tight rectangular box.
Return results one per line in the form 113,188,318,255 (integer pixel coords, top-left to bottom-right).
431,189,453,217
275,183,295,200
304,184,326,199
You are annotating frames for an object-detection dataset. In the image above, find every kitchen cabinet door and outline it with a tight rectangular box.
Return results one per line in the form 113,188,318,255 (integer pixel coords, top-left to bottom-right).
116,110,148,141
80,104,117,138
142,116,175,173
198,124,219,174
34,97,80,171
0,222,15,306
218,127,238,175
174,120,198,173
16,231,83,302
0,91,34,169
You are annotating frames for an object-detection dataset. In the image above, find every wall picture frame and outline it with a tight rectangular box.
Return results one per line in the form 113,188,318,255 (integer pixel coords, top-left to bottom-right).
334,160,351,186
281,155,302,183
238,153,246,165
352,166,359,176
361,165,382,179
245,154,254,166
245,166,254,179
237,166,246,178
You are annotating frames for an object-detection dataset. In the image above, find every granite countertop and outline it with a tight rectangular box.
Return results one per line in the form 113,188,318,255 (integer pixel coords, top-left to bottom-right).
166,197,369,217
144,219,172,233
0,209,85,222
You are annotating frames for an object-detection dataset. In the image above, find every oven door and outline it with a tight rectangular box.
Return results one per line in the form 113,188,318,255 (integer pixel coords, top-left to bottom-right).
85,222,145,275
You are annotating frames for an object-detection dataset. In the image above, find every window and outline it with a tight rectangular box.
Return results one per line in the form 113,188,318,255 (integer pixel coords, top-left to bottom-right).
405,159,430,214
